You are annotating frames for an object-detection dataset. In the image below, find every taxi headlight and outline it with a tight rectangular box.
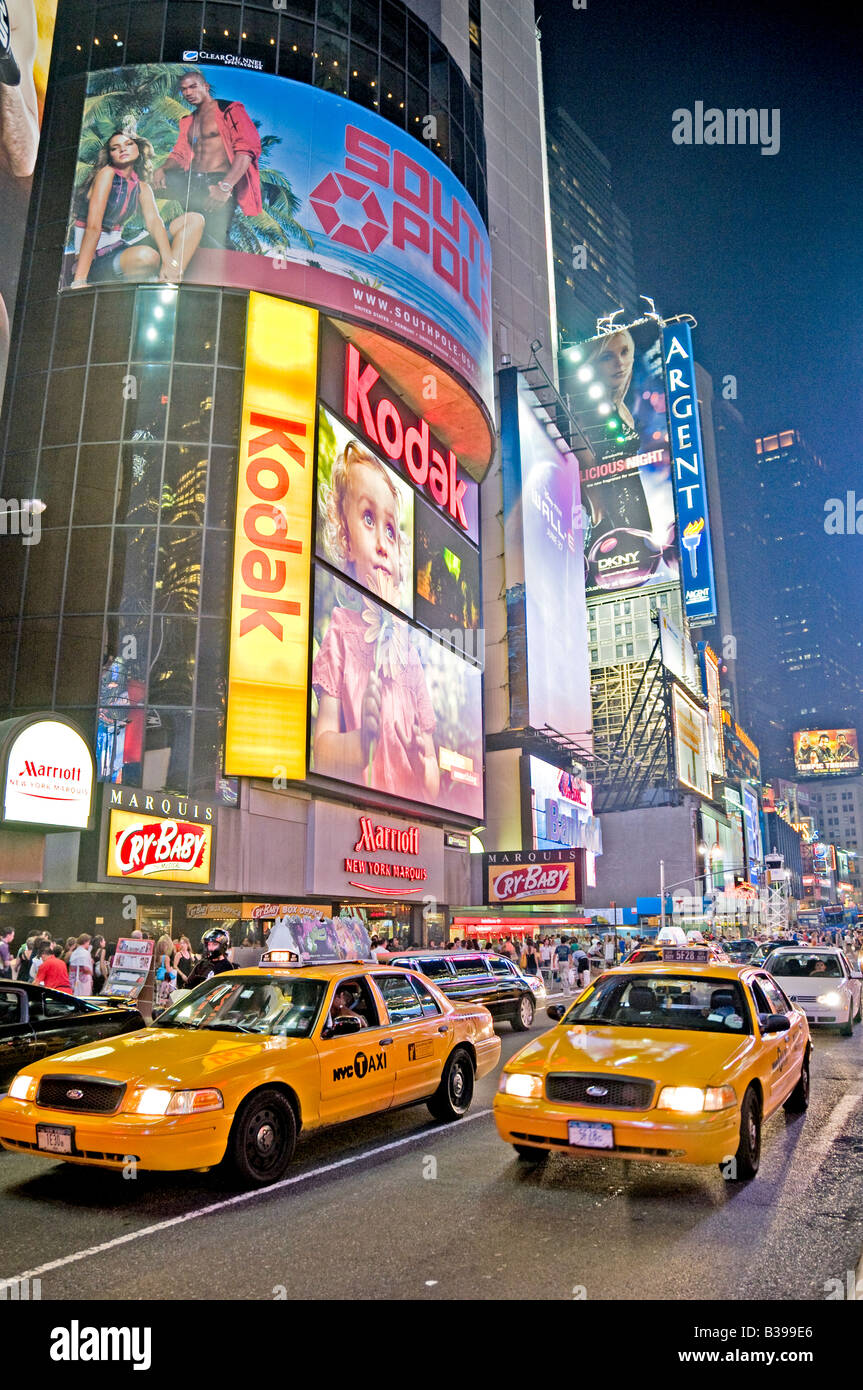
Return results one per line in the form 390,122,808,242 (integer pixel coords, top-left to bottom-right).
817,991,843,1008
499,1073,543,1099
127,1087,224,1116
8,1074,37,1101
657,1085,736,1114
657,1086,706,1114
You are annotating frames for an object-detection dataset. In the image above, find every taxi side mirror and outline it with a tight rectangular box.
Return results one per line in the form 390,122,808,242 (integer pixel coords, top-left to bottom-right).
761,1013,790,1033
323,1016,364,1039
546,1004,565,1021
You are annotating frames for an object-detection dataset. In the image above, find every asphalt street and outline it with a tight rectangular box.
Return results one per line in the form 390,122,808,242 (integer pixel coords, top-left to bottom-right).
2,1007,863,1302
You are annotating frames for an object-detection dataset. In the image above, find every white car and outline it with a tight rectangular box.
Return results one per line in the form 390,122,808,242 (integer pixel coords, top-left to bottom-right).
763,946,863,1036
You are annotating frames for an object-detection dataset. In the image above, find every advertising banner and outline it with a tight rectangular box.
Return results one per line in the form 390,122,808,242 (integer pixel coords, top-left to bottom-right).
484,849,582,905
721,709,761,782
0,0,57,407
793,727,859,777
310,567,483,819
306,801,445,902
500,369,592,742
315,400,415,619
657,610,700,690
527,755,602,855
698,642,725,777
671,685,711,797
662,322,718,624
741,780,763,874
1,715,94,830
225,294,318,779
573,321,677,599
103,937,154,1002
102,787,216,886
59,63,493,413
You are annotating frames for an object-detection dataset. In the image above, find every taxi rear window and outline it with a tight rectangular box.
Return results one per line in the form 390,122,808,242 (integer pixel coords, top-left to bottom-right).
563,974,752,1035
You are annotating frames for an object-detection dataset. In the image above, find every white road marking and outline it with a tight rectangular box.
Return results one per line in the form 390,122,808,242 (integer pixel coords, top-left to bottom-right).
2,1107,492,1286
800,1089,863,1175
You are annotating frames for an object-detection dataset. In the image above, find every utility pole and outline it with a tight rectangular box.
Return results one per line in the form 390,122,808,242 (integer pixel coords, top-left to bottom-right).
660,859,666,932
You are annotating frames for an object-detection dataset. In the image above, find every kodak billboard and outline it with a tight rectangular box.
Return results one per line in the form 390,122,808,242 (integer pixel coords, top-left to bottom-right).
225,294,318,778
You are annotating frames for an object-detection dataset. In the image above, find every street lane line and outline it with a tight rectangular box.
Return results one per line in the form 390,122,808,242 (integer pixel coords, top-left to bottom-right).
2,1108,492,1286
800,1090,863,1175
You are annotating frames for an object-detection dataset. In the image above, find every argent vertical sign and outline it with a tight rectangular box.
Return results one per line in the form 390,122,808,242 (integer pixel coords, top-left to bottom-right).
662,322,717,624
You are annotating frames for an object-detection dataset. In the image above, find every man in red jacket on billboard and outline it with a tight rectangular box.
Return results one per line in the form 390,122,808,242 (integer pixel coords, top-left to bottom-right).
152,67,262,250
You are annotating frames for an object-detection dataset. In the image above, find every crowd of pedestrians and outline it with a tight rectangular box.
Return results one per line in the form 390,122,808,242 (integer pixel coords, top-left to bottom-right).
0,926,200,999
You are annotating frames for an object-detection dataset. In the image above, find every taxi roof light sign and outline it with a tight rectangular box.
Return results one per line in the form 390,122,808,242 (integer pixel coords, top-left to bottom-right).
661,946,711,963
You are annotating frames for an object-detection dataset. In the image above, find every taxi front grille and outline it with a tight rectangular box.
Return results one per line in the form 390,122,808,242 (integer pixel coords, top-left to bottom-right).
36,1077,126,1114
545,1074,655,1110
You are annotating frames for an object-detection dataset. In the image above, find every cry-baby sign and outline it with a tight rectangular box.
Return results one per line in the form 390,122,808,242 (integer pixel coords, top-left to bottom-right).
662,323,717,625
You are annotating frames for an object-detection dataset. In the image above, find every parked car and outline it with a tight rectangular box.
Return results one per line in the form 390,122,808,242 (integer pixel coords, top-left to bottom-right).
0,982,144,1091
388,950,540,1030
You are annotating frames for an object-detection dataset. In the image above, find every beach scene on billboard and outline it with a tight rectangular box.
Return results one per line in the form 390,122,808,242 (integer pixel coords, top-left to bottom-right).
310,568,483,818
315,402,414,619
794,728,859,777
0,0,58,406
415,496,481,643
572,320,678,598
58,63,493,411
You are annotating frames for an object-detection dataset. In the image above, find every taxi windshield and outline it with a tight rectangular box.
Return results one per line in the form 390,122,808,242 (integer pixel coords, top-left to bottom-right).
764,952,842,978
154,975,326,1037
562,974,752,1035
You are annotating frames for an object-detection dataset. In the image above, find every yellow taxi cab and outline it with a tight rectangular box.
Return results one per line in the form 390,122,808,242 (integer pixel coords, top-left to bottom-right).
0,955,500,1188
493,949,810,1181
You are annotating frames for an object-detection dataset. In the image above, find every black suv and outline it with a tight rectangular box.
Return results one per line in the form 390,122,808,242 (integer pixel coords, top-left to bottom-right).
388,951,538,1031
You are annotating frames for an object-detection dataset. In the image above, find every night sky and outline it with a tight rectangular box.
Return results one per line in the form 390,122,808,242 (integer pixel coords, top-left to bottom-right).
537,0,863,498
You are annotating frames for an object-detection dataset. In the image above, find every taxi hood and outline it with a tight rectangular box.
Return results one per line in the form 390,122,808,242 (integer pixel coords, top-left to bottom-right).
512,1026,755,1087
29,1026,309,1089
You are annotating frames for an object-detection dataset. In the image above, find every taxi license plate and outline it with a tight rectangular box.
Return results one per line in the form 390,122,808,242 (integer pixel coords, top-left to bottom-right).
36,1124,74,1155
568,1121,613,1149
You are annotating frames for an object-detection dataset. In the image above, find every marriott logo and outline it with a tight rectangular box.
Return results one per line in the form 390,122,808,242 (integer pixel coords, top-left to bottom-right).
354,817,419,856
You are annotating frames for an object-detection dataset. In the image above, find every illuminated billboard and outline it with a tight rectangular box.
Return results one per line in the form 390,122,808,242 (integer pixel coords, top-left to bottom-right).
671,685,711,797
60,63,493,414
310,568,483,819
662,322,718,624
698,642,725,777
741,780,763,873
315,401,415,619
571,320,677,599
0,0,57,406
500,369,592,742
414,497,481,650
794,728,859,777
225,294,318,780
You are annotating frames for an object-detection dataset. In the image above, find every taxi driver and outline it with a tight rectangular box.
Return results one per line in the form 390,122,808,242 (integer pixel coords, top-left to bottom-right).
330,982,368,1029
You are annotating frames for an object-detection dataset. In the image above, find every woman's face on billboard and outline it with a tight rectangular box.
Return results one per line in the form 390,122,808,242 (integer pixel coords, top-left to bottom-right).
108,134,139,168
596,333,634,400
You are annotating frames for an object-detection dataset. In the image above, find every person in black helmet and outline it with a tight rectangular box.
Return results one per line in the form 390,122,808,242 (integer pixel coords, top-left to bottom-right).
185,926,235,990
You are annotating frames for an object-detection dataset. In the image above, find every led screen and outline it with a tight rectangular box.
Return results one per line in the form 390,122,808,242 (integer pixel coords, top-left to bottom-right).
59,63,493,412
315,401,414,619
414,495,480,645
794,728,858,777
310,568,483,818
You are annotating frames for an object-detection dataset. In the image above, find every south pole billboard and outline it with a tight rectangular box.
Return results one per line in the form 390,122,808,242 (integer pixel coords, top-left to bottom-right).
662,322,718,624
58,63,493,417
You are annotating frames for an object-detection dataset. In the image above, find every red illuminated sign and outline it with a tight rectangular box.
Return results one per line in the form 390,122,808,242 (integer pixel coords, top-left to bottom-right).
344,342,469,531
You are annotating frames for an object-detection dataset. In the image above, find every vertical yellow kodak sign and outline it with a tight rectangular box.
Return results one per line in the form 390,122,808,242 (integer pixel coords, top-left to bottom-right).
225,295,318,777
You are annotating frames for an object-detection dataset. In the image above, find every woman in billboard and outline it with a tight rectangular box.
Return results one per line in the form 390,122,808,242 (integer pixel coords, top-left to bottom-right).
313,439,440,803
69,131,204,287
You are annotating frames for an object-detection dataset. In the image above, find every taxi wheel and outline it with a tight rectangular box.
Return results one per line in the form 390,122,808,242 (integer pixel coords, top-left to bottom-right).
428,1047,475,1122
729,1086,761,1181
783,1049,810,1114
225,1088,297,1187
512,994,535,1031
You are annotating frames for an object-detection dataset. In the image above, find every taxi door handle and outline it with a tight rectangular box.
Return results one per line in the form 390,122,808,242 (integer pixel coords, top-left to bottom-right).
437,1025,450,1034
380,1037,394,1046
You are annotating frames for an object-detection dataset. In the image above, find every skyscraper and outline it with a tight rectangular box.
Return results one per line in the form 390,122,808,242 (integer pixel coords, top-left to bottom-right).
544,105,638,344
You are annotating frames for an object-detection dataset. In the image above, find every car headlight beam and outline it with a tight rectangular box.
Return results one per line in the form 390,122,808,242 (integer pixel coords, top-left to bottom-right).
816,991,843,1008
657,1084,736,1114
499,1073,543,1099
127,1087,224,1116
8,1074,36,1101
